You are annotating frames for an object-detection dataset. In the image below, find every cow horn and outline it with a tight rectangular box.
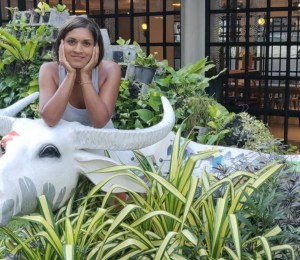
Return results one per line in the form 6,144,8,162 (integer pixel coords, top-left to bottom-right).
0,92,39,117
0,92,39,136
74,96,175,150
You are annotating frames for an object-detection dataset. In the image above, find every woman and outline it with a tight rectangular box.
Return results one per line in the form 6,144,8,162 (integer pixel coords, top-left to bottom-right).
39,16,121,128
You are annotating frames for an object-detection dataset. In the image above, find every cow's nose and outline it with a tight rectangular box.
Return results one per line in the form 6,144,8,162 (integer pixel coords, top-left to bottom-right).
0,131,19,155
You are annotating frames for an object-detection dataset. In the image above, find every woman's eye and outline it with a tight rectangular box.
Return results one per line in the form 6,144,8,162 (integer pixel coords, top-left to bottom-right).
66,39,76,45
83,42,91,47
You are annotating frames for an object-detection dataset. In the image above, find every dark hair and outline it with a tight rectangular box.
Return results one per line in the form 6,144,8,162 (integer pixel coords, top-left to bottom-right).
54,16,104,66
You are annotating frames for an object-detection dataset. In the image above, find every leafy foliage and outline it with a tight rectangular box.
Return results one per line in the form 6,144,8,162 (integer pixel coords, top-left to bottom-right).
0,21,54,118
0,129,295,259
114,56,223,132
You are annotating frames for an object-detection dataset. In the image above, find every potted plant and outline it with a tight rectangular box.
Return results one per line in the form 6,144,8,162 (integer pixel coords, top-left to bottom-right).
50,4,70,28
35,1,52,23
129,43,159,84
30,8,41,24
114,37,139,78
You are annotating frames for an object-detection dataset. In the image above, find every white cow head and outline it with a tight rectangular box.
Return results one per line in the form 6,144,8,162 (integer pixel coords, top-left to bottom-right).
0,93,175,226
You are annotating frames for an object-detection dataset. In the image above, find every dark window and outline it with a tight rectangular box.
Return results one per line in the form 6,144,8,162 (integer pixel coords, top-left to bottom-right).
206,0,300,143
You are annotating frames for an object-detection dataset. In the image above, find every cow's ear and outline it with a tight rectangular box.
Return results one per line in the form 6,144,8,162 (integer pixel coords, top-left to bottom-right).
74,150,146,193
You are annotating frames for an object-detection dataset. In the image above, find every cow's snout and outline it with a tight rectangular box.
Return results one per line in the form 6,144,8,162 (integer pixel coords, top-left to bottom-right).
0,131,19,155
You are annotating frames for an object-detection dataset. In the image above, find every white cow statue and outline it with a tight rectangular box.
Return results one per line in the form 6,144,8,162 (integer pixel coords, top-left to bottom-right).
0,93,175,226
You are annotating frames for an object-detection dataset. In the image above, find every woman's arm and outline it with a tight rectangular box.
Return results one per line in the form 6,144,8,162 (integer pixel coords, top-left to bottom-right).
39,63,76,126
80,60,121,128
39,40,77,127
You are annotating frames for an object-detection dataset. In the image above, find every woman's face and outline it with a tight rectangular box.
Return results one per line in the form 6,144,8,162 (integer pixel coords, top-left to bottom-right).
63,27,95,69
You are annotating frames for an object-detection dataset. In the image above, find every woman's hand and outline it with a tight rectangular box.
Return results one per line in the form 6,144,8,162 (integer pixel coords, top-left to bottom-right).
59,40,76,73
81,44,99,74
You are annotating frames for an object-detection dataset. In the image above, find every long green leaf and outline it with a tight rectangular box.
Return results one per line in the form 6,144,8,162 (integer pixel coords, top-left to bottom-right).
64,244,74,260
80,207,107,247
20,216,63,257
103,239,149,259
243,236,272,260
181,176,198,231
0,29,22,49
98,204,140,256
155,231,177,259
37,195,56,230
34,230,64,258
223,246,239,260
1,227,41,259
270,245,295,260
211,198,227,257
0,42,22,60
228,214,241,259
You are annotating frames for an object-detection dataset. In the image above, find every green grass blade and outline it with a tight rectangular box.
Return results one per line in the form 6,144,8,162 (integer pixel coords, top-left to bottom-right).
0,29,22,49
0,227,41,259
64,218,74,245
155,231,177,259
211,198,228,257
103,238,149,259
181,176,198,230
181,229,198,246
37,195,56,230
228,214,241,259
80,207,107,247
270,245,295,260
98,204,140,256
63,244,74,260
223,246,239,260
19,216,63,257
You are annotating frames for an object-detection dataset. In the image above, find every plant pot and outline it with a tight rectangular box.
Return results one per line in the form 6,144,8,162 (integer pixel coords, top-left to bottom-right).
120,64,127,78
133,65,156,84
31,13,41,24
13,12,21,21
112,51,124,62
52,28,59,41
48,11,70,28
18,11,31,23
42,11,51,23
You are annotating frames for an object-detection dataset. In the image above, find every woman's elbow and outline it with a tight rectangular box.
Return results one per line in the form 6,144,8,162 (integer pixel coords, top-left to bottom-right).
39,109,59,127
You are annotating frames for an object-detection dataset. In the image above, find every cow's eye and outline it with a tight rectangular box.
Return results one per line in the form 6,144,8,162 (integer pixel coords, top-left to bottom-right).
39,145,61,158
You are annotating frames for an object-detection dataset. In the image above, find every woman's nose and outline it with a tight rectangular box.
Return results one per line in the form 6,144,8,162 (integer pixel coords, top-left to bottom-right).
74,43,83,52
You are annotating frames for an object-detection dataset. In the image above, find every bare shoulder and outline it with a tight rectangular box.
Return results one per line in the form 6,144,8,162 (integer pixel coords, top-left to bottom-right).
40,61,59,74
39,62,59,86
100,60,120,74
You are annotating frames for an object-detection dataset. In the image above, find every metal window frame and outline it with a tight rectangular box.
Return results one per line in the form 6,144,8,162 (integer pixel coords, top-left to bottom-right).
206,0,300,143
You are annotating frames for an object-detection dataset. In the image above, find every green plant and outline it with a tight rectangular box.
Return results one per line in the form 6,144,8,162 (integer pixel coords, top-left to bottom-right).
114,55,225,133
116,37,130,46
196,100,235,145
5,6,19,17
113,78,162,129
0,129,295,259
154,57,226,131
35,1,52,16
0,24,50,65
53,4,68,13
221,112,289,154
131,41,160,69
0,24,51,118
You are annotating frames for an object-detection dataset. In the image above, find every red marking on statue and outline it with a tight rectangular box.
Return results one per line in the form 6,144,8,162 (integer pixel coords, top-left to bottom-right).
1,131,20,154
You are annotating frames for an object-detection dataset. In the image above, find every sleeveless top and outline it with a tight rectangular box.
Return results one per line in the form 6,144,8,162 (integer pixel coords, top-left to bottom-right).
58,65,114,128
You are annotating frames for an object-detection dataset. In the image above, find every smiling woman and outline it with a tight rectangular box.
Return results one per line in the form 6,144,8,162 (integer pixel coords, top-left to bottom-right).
38,16,121,129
